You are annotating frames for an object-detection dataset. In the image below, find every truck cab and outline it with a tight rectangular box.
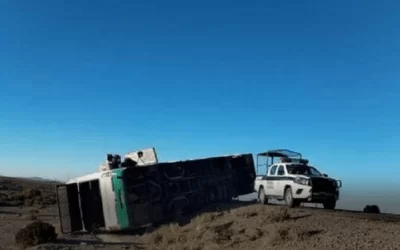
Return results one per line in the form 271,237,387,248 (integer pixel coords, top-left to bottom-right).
254,149,342,209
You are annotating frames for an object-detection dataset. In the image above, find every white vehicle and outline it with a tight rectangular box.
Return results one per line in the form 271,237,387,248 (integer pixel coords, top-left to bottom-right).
254,149,342,209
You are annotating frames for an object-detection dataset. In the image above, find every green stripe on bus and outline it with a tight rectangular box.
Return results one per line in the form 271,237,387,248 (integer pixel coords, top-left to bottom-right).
112,168,130,230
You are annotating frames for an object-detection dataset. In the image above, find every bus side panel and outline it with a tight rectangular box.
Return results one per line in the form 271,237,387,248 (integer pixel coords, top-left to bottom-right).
230,154,256,196
99,171,119,230
121,166,159,229
112,169,131,230
56,184,83,233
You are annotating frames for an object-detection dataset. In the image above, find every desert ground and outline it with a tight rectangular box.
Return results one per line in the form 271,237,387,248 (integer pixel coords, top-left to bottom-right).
1,176,400,250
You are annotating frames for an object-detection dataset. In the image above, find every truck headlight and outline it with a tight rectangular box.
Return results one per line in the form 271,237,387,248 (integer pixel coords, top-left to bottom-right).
294,177,309,186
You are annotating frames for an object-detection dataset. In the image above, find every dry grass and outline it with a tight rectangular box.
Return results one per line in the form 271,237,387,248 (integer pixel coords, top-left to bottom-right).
147,223,187,249
144,205,305,250
0,187,57,207
145,206,291,250
268,227,290,246
236,205,291,224
28,209,39,221
0,176,58,209
22,188,42,198
29,214,38,221
29,209,39,214
269,208,291,222
296,229,323,241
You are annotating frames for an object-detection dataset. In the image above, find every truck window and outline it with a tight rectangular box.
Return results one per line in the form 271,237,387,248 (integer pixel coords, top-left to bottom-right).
309,167,322,176
277,165,285,176
286,164,322,176
269,165,277,175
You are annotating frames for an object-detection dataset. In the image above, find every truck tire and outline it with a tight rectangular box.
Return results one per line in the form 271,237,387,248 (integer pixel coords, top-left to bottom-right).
323,198,336,209
258,187,268,204
284,187,296,208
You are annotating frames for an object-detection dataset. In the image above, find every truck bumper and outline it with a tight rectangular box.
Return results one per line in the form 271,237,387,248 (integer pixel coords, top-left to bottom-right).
292,186,339,202
306,192,338,202
292,186,313,199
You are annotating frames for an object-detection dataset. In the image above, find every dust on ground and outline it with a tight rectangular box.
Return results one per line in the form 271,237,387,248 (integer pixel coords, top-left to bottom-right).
1,176,400,250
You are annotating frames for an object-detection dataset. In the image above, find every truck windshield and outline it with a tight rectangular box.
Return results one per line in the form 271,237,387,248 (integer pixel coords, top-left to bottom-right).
286,164,322,176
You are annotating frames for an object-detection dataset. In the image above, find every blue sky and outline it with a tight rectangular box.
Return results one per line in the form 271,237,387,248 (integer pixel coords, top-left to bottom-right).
0,0,399,196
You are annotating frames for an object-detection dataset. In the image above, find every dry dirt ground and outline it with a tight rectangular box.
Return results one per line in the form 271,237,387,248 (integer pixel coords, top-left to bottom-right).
1,176,400,250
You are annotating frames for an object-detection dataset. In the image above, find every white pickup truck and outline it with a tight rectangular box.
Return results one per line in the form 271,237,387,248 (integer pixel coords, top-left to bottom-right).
254,149,342,209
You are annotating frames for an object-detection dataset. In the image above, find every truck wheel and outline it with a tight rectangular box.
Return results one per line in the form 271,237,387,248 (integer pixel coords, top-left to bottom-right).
292,199,301,207
323,198,336,209
258,187,268,204
284,187,296,208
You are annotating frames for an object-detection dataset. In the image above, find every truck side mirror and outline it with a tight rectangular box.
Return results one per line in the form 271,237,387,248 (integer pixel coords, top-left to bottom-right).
322,174,328,177
337,180,342,188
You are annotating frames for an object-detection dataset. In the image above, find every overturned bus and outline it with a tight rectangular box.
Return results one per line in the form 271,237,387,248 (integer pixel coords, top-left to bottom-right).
56,148,256,233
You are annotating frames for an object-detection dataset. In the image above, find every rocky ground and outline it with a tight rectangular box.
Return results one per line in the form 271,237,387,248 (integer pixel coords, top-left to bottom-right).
1,176,400,250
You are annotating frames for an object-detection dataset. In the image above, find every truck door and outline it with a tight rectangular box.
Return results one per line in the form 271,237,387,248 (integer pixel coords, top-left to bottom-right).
265,165,277,195
56,184,83,233
276,165,286,197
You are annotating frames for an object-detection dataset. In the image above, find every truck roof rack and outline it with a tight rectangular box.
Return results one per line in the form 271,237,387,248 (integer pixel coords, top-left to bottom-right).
256,149,304,175
257,149,302,159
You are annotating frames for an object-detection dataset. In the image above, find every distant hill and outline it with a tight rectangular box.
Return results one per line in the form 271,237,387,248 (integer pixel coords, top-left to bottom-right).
0,175,62,184
26,177,62,183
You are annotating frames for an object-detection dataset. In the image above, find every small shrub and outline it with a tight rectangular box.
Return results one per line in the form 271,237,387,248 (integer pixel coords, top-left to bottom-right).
14,221,57,249
2,188,46,207
363,205,381,214
22,188,41,199
41,196,57,206
7,193,24,205
269,208,291,222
